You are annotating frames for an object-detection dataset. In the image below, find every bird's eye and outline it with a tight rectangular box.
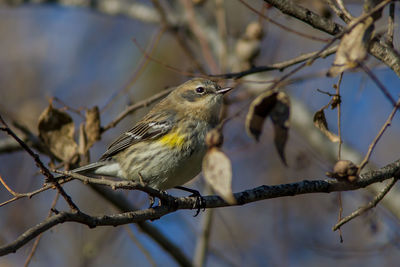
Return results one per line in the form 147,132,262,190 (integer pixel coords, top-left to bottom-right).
195,87,205,94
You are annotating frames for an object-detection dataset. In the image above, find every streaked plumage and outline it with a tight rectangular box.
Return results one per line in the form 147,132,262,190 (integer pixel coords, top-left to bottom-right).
68,78,231,190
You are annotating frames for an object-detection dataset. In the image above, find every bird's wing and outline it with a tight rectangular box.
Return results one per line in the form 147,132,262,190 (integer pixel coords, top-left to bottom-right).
99,110,175,160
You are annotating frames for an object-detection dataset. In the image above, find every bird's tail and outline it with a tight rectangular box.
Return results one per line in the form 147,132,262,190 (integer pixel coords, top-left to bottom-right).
54,161,112,179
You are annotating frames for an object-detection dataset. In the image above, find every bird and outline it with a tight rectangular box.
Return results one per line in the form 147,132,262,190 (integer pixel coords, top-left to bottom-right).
63,78,232,192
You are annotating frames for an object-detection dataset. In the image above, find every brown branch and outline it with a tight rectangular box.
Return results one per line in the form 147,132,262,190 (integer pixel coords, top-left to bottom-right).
263,0,342,35
0,115,79,212
150,0,206,74
89,185,192,267
358,61,397,107
333,176,399,231
1,157,399,257
239,0,330,42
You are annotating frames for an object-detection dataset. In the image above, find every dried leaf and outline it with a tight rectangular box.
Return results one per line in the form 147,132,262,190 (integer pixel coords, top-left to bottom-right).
245,91,278,140
313,110,340,142
270,92,290,165
327,16,374,77
38,104,78,162
85,106,101,149
203,148,236,205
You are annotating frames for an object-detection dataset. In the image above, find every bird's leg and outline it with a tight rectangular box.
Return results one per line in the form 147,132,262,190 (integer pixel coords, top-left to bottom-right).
138,172,158,208
174,186,206,216
148,195,156,208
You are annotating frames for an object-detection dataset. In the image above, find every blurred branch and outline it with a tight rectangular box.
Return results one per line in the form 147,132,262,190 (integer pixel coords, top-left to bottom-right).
193,186,213,267
2,157,400,257
88,185,192,267
358,96,400,171
179,0,219,72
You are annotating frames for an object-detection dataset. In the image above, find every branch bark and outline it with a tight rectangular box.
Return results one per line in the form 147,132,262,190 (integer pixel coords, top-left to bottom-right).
1,157,399,257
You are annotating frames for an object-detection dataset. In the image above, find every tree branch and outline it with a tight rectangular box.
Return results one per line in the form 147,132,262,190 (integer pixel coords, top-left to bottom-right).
1,157,399,257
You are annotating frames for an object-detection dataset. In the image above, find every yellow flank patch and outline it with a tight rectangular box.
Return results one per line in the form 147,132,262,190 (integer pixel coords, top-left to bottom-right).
159,131,185,148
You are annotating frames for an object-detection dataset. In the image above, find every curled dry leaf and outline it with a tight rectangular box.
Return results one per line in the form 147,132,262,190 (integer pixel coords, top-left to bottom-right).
327,16,374,77
202,148,236,205
270,92,290,166
246,91,290,165
313,109,340,142
245,90,278,141
38,104,78,162
84,106,101,149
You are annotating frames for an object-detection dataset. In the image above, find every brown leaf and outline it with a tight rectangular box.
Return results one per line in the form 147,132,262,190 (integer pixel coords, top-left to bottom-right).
270,92,290,166
84,106,101,149
313,109,340,142
38,104,78,162
202,148,236,205
245,91,278,140
327,16,374,77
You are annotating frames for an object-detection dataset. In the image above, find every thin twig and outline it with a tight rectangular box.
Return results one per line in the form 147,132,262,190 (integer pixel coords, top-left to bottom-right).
333,176,399,231
0,176,73,207
358,97,400,171
0,115,79,212
358,61,397,107
193,185,214,267
324,0,350,23
53,170,175,203
210,45,338,79
336,0,354,21
336,72,343,159
179,0,219,72
335,72,344,243
24,192,60,267
150,0,206,74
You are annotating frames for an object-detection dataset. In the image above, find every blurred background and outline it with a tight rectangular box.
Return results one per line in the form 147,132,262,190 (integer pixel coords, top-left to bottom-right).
0,0,400,266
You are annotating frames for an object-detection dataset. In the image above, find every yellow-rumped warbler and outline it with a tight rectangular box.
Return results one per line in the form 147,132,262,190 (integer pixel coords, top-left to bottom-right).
69,78,231,190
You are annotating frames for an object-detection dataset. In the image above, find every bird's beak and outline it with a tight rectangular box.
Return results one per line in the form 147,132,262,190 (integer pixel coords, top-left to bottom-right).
217,87,233,94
